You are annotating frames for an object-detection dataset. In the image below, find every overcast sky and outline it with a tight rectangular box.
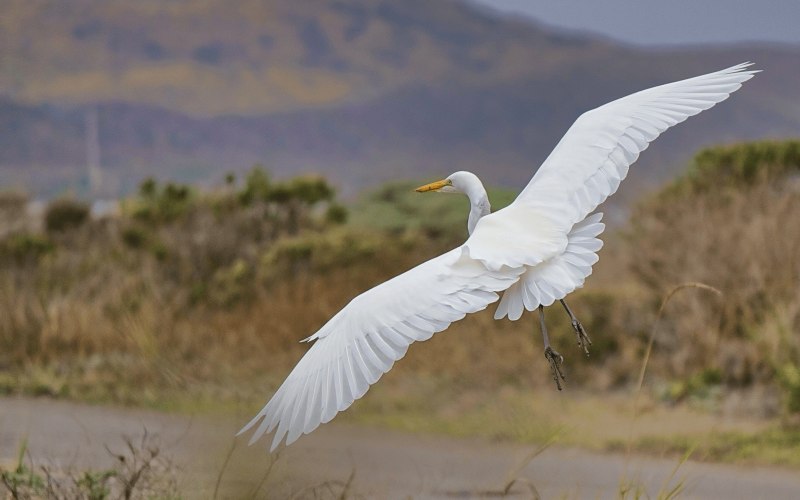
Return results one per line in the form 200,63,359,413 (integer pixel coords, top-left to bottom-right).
468,0,800,47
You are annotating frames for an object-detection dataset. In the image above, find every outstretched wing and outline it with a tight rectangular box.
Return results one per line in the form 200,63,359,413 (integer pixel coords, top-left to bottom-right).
514,62,758,227
238,247,522,450
494,63,757,321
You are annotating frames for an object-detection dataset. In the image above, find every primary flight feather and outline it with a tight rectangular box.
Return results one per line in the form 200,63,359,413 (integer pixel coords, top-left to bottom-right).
238,62,758,451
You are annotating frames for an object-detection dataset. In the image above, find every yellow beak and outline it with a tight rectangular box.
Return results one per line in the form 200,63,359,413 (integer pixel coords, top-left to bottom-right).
414,179,450,192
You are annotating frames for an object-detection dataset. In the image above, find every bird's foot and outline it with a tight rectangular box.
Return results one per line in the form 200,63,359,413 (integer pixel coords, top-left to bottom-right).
544,346,565,390
571,318,592,356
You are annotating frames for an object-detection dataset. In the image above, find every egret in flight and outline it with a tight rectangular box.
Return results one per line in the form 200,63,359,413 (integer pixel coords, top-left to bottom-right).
239,63,757,451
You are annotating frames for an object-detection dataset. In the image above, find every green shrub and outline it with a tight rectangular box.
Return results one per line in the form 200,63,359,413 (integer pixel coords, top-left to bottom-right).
281,175,335,205
663,139,800,197
44,198,90,232
325,203,348,225
139,176,157,199
0,233,54,264
131,179,193,223
121,226,149,249
237,166,272,205
349,181,517,244
779,363,800,414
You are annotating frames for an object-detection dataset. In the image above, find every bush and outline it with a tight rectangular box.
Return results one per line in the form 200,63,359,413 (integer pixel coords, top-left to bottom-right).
121,226,149,249
663,139,800,197
627,140,800,414
237,166,271,206
325,203,348,225
131,179,193,223
44,198,90,232
0,233,54,265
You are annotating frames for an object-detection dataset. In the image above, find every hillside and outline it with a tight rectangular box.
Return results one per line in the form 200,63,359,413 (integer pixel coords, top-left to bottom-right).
1,0,799,197
0,0,607,115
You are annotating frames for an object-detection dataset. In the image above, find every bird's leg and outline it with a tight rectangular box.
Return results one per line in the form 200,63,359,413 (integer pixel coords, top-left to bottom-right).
539,305,565,390
560,299,592,356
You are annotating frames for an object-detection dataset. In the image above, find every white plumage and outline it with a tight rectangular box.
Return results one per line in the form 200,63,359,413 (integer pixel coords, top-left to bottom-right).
238,63,758,451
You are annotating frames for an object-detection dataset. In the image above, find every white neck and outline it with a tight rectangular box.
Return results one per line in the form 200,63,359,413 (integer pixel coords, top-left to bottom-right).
445,171,491,235
466,185,490,235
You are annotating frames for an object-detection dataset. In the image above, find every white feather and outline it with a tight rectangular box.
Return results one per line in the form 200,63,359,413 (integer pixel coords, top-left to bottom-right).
239,63,757,450
238,247,523,450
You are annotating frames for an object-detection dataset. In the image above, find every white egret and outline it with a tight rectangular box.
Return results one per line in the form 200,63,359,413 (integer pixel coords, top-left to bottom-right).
239,63,757,451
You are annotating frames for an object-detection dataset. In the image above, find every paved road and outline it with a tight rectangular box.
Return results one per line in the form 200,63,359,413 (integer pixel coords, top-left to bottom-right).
1,397,799,499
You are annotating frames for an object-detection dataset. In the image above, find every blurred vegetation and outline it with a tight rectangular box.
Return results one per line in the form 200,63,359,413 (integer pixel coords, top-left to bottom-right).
349,180,517,241
662,139,800,196
0,140,799,465
622,426,800,468
0,435,178,499
628,139,800,418
44,197,90,232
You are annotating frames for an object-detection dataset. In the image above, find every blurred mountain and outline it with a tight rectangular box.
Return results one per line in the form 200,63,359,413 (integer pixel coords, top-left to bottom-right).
1,0,799,198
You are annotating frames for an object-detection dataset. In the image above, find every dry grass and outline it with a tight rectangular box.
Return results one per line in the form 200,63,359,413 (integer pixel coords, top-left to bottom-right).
0,143,799,469
0,434,178,499
0,175,625,409
627,173,800,412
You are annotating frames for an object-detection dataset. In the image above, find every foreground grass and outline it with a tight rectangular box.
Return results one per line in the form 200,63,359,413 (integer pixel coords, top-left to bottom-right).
51,371,793,471
3,143,800,484
349,384,800,469
0,418,696,500
0,435,178,499
618,428,800,469
2,341,798,470
5,356,798,473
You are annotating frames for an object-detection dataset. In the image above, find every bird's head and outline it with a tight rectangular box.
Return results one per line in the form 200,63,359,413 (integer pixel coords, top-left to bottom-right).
414,171,482,195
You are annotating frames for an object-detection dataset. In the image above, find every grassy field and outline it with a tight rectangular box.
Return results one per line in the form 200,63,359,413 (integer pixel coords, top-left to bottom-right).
1,141,799,470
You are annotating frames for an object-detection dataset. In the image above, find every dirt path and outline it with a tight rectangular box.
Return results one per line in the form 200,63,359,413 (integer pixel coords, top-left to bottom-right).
1,396,799,499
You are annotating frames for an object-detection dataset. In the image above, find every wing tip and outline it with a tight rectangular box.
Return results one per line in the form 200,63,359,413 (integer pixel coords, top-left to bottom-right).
269,431,286,452
237,416,296,454
237,412,264,438
725,61,761,78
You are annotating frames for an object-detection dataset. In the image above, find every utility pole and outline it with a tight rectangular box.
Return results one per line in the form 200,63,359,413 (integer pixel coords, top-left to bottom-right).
85,107,103,196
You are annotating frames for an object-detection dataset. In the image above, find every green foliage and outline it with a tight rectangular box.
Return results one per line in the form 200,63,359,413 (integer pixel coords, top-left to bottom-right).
0,232,54,264
325,202,348,225
0,435,177,499
663,139,800,197
349,180,517,243
139,177,157,199
260,228,380,278
1,441,45,498
237,167,272,206
121,226,149,249
280,175,335,205
44,197,90,232
208,258,252,306
778,363,800,414
76,470,116,500
630,426,800,467
237,166,335,207
1,462,45,497
234,166,339,235
150,241,169,261
661,368,724,405
131,178,193,223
